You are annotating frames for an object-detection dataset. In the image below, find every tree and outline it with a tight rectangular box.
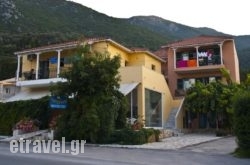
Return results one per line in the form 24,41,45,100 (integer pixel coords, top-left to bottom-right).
184,73,240,130
52,43,128,143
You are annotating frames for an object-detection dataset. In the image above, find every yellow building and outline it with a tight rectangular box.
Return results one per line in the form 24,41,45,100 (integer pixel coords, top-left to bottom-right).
10,38,175,128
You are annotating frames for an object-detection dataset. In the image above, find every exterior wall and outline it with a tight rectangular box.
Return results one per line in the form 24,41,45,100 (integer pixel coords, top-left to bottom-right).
22,55,37,73
0,85,18,101
142,67,173,126
176,102,185,129
128,52,162,73
127,53,145,67
119,66,143,123
119,63,171,127
92,42,130,67
143,53,162,73
222,40,240,83
120,66,173,127
119,66,143,83
167,48,177,98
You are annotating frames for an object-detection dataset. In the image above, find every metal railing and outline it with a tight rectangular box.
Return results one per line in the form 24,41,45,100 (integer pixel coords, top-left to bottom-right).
21,66,71,81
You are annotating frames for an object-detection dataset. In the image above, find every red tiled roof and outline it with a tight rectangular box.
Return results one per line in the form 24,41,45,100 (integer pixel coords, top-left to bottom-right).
14,38,165,63
14,38,106,55
154,48,167,60
163,35,233,48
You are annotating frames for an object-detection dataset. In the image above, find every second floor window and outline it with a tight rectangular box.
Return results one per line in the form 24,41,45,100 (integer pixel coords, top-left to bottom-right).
151,64,155,70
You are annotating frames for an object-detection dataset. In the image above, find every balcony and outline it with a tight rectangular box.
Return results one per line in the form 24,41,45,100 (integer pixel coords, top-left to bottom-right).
17,67,70,88
175,45,223,74
174,64,225,75
175,51,223,75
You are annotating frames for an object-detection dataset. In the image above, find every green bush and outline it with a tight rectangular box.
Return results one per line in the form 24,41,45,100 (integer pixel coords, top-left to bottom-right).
154,129,161,142
234,148,250,158
109,128,160,145
109,128,146,145
0,97,51,135
233,91,250,157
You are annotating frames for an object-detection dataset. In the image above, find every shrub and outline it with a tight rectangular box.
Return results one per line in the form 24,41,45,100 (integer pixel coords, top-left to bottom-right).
0,97,51,135
154,129,161,142
234,148,250,158
233,91,250,157
109,128,160,145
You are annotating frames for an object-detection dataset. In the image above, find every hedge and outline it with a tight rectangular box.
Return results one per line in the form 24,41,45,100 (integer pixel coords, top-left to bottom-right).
233,91,250,157
108,128,160,145
0,96,51,135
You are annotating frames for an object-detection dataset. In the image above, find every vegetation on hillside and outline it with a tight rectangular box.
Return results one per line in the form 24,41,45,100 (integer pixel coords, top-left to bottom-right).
0,0,249,81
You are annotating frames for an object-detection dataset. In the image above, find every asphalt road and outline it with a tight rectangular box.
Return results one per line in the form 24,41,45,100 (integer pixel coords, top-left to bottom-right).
0,137,249,165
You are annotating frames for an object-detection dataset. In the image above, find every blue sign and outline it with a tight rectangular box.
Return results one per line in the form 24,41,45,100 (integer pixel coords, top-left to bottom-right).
49,96,68,109
50,57,58,64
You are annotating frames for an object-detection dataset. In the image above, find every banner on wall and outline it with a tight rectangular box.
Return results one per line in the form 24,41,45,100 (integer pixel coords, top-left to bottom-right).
49,96,68,109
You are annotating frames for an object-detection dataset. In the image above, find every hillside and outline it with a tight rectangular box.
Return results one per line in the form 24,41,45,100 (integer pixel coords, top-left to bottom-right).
0,0,249,80
0,0,167,50
128,16,227,40
127,16,250,70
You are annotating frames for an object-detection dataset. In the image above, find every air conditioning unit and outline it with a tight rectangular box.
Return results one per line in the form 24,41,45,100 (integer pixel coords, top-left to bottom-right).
27,54,36,61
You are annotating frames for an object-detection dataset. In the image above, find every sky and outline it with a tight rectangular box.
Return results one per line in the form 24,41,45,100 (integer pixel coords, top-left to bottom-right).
70,0,249,36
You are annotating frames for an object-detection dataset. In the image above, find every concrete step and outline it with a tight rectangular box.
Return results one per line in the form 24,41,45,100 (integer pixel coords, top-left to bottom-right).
0,129,48,142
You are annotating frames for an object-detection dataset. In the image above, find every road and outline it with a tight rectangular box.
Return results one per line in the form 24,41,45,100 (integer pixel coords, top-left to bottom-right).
0,138,249,165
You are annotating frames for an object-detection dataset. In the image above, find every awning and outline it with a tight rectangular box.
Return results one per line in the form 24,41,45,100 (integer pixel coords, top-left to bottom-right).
4,88,50,102
119,82,139,95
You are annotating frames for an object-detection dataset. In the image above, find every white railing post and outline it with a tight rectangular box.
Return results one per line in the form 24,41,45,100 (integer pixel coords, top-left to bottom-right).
57,50,62,78
35,53,40,80
16,55,21,81
219,44,223,65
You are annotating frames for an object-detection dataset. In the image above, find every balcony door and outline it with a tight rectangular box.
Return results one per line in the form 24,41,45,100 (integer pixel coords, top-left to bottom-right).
39,60,49,79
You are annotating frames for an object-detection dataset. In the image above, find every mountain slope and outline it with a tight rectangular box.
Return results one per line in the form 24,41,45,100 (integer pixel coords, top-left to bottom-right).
0,0,249,80
127,16,227,41
0,0,168,50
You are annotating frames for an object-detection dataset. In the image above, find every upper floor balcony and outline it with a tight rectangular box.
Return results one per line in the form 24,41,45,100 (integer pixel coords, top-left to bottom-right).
173,44,224,74
16,67,69,88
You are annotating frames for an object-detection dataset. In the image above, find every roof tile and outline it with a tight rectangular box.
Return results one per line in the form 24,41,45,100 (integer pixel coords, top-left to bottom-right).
163,35,233,48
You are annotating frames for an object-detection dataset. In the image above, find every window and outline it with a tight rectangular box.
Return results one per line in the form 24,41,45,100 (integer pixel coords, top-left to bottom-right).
145,89,162,127
64,56,72,64
177,78,195,90
126,88,138,121
151,64,155,70
5,88,10,94
60,58,64,67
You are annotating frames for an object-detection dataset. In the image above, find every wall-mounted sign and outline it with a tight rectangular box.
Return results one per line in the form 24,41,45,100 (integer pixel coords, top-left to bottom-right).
49,96,67,109
50,57,58,64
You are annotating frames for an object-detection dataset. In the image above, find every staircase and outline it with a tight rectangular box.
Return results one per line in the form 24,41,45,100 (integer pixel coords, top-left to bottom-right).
164,108,182,136
165,108,178,129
